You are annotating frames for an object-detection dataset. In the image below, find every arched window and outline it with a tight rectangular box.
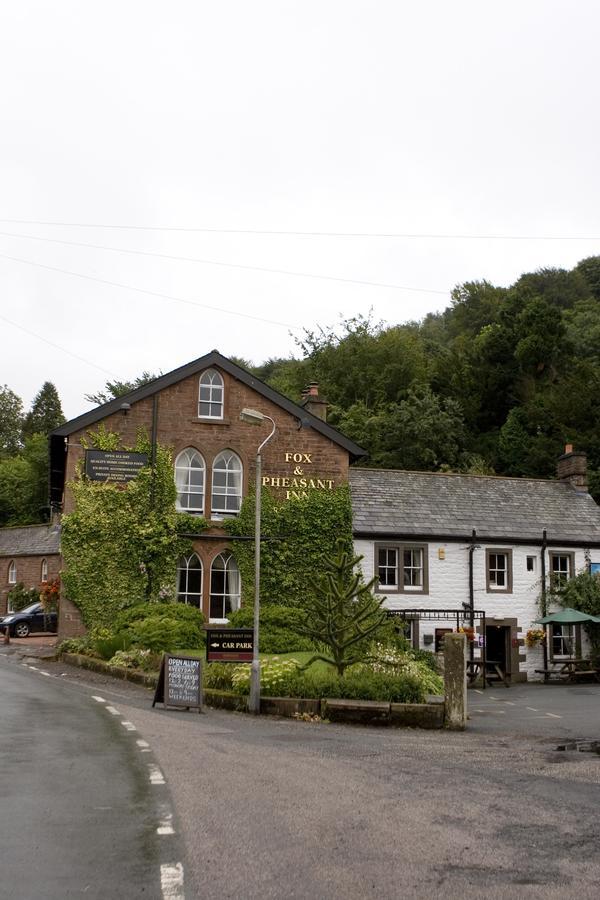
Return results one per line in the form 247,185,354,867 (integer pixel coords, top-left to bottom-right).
211,450,242,517
209,552,240,620
8,560,16,584
198,369,224,419
177,554,203,608
41,558,48,582
175,449,205,513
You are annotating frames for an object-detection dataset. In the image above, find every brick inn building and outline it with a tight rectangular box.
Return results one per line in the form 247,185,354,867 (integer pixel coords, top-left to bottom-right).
2,350,600,681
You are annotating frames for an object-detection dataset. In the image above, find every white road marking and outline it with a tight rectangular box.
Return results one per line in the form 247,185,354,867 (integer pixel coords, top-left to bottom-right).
136,739,151,752
526,707,539,712
148,764,166,785
473,689,483,695
546,713,562,718
157,811,175,836
40,671,51,677
121,721,137,731
28,665,39,671
106,706,120,716
505,701,515,706
92,696,106,703
160,862,184,899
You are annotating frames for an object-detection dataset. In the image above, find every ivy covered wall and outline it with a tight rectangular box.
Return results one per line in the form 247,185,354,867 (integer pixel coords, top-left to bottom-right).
61,428,195,628
225,484,353,607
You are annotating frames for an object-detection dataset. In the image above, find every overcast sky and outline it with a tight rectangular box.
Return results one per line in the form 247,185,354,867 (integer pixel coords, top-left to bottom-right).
1,1,599,420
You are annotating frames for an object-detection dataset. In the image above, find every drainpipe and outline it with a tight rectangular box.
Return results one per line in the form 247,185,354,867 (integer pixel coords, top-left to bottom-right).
541,529,548,670
468,529,477,667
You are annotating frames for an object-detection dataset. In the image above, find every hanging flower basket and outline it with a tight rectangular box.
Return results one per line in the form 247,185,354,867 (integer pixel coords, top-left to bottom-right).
525,628,546,648
458,626,476,642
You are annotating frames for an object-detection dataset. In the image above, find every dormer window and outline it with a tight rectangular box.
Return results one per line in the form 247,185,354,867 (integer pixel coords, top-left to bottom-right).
198,369,224,419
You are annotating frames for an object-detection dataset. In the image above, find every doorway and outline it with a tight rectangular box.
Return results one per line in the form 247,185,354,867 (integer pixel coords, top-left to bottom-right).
485,624,510,675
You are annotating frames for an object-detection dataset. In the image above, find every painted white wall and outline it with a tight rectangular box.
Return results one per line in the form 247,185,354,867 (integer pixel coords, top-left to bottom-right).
355,539,596,681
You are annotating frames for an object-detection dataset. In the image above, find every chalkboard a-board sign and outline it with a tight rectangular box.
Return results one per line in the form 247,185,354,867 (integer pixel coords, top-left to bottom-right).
152,654,203,712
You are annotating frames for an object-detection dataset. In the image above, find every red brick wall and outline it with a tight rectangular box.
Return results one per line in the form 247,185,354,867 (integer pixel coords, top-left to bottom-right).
0,554,61,617
57,365,352,632
62,367,349,513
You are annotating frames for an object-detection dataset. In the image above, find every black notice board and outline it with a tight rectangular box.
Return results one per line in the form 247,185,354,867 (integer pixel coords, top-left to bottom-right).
85,449,148,484
152,654,203,712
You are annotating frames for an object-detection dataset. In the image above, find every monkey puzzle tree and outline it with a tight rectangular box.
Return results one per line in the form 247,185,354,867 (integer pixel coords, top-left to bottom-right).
295,541,388,676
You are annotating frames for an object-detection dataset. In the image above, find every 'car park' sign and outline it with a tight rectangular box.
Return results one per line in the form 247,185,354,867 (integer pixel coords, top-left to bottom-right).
206,628,254,662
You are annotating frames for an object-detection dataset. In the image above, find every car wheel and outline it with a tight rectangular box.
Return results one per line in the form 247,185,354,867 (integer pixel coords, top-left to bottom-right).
14,622,30,638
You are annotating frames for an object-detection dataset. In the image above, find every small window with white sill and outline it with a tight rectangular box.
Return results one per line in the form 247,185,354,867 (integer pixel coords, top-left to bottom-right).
198,369,224,419
486,549,512,593
375,544,428,594
549,552,574,589
8,560,16,584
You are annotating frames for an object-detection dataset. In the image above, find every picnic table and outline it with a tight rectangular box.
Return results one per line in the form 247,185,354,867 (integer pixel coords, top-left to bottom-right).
534,659,600,684
467,658,509,687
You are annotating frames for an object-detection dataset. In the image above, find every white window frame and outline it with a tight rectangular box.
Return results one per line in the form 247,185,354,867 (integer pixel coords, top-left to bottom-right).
211,450,243,518
41,558,48,582
177,554,203,608
375,544,428,594
551,623,575,659
175,448,206,514
486,549,512,593
8,560,16,585
209,552,241,622
198,369,224,419
549,552,574,589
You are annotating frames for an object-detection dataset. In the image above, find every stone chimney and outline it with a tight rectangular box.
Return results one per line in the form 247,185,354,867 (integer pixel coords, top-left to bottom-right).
557,444,588,492
301,382,328,421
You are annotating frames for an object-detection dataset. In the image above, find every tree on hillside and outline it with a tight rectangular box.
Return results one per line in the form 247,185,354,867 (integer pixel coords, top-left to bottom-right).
84,371,161,406
0,385,24,457
22,381,65,439
0,434,50,525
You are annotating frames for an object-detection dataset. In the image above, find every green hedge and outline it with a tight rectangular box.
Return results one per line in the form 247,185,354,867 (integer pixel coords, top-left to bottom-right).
115,601,205,653
227,604,316,653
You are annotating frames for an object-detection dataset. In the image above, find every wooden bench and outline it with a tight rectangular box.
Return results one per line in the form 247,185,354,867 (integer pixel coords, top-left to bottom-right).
535,668,566,683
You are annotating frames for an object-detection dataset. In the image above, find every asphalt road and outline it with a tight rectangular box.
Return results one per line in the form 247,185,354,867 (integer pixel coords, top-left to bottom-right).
2,651,600,899
0,657,183,900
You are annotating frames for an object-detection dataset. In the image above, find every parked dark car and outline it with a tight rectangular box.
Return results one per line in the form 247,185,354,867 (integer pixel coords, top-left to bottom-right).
0,603,58,638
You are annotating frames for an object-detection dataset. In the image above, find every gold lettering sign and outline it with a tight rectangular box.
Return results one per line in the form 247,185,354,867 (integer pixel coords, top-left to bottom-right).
261,450,335,498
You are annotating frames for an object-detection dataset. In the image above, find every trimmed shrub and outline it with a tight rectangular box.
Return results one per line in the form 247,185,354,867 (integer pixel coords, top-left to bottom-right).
204,662,235,691
116,601,204,631
228,659,435,703
227,605,316,653
94,632,132,661
109,648,160,671
7,583,40,612
128,616,202,653
58,637,90,655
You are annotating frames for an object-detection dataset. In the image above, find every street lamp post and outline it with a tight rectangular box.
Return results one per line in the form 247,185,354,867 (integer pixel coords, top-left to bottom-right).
239,407,276,714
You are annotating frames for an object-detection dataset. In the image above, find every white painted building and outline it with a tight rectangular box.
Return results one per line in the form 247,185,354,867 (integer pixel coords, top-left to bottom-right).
350,448,600,682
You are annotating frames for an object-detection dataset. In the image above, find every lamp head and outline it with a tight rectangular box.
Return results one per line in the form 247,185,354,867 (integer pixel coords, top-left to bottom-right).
239,407,265,425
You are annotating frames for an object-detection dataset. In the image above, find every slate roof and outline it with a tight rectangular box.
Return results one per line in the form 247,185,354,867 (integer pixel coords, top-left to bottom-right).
349,468,600,546
0,525,61,557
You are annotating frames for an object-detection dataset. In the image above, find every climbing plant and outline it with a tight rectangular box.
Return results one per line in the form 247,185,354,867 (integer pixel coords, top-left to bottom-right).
61,428,203,628
224,483,353,608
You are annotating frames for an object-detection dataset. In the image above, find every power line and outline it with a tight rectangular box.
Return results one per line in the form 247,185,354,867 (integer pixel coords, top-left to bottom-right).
0,252,303,329
0,230,450,295
0,312,119,379
0,218,599,240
